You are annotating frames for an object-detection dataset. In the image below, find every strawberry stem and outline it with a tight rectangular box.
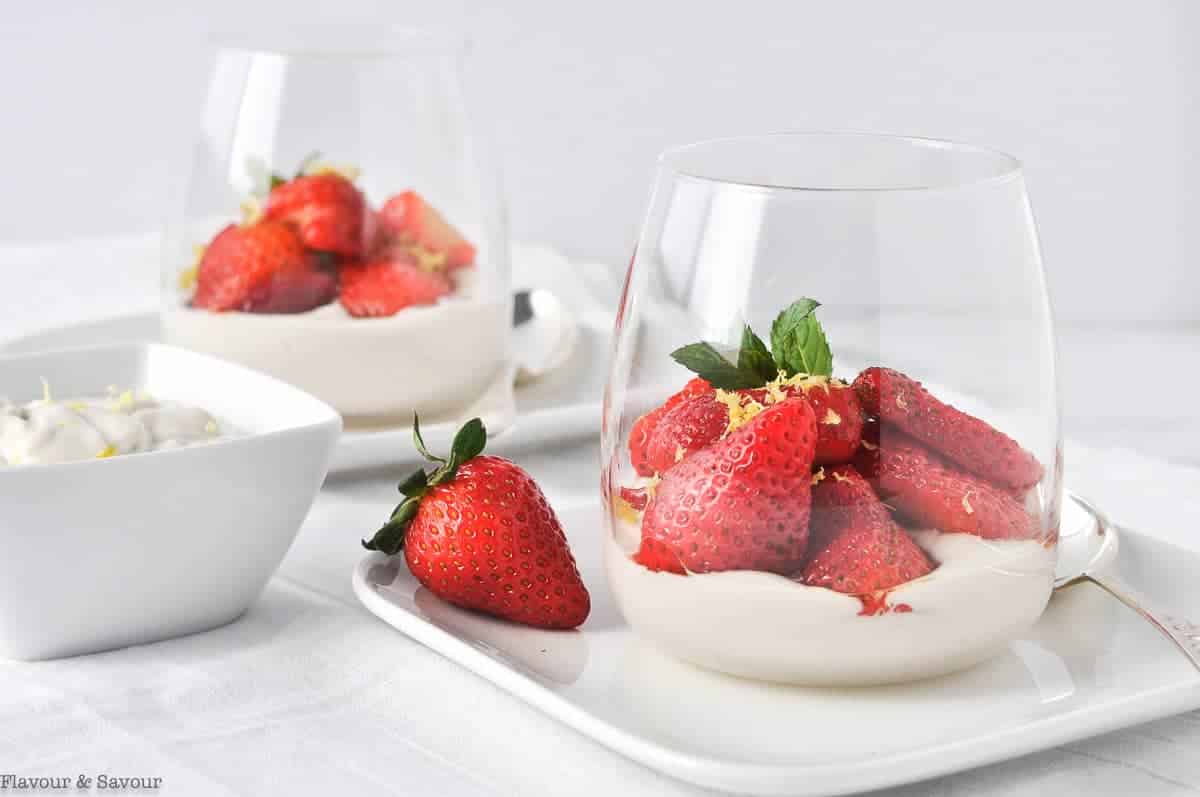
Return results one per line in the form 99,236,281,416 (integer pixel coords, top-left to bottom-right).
362,416,489,555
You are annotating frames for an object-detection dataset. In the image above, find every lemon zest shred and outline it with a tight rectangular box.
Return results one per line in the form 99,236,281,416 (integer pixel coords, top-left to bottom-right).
831,469,850,483
303,161,362,181
39,378,51,403
95,445,117,459
811,466,826,486
861,439,878,451
409,245,447,273
962,492,975,515
822,408,842,426
613,495,642,525
714,389,765,436
204,420,219,436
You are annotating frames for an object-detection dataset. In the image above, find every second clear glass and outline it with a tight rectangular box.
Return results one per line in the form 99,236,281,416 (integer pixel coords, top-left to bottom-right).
602,132,1061,686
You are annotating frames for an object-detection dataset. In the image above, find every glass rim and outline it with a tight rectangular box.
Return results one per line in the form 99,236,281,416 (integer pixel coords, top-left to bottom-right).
659,130,1024,193
206,25,467,58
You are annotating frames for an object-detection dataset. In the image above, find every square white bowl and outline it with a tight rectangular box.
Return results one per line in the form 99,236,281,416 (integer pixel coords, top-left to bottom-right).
0,343,341,660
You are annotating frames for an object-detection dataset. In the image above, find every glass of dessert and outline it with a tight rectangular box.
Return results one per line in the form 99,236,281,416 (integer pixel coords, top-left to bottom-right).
602,133,1060,685
162,27,508,426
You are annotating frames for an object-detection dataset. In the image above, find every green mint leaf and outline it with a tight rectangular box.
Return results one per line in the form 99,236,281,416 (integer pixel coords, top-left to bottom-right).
670,342,765,390
769,298,833,377
294,150,322,179
411,415,444,463
737,325,777,383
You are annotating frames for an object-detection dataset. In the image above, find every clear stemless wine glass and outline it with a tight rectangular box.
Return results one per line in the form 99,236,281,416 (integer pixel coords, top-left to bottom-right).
162,27,508,426
602,132,1061,686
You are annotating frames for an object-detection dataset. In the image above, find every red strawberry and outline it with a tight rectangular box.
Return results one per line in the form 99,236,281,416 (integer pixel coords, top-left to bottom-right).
265,173,368,256
642,391,729,475
364,418,590,629
192,222,312,312
244,266,338,314
790,379,864,464
629,377,711,476
852,366,1042,490
854,426,1039,540
637,376,863,475
802,465,934,596
338,256,452,317
379,190,476,270
635,397,817,575
618,485,649,511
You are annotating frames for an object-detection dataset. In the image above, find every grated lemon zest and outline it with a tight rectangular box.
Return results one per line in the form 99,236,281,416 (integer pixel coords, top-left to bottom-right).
714,389,765,435
239,197,263,226
409,245,447,273
861,439,878,451
112,390,136,412
204,420,219,436
895,394,908,410
674,445,686,463
811,466,826,485
822,408,841,426
96,445,117,459
613,495,642,525
962,493,974,515
66,401,86,411
39,377,51,403
831,469,850,482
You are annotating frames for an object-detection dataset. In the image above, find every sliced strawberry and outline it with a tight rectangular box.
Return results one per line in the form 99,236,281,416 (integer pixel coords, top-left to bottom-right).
634,376,863,476
378,190,476,269
629,377,711,477
642,392,729,475
265,173,368,256
244,267,338,314
338,257,452,318
192,222,311,312
852,366,1043,490
802,465,934,596
636,397,817,575
854,425,1040,541
618,485,650,511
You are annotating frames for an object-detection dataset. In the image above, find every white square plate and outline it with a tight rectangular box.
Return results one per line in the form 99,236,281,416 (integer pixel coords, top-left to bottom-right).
353,495,1200,795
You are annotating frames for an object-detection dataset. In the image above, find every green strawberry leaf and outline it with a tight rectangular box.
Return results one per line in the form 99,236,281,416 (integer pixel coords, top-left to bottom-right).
670,342,765,390
769,298,833,377
412,415,444,463
737,325,778,383
396,468,428,498
449,417,487,465
269,174,287,190
363,498,422,554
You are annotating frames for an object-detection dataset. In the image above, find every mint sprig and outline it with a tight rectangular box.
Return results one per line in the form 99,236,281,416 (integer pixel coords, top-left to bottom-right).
770,299,832,378
363,416,487,555
668,297,833,388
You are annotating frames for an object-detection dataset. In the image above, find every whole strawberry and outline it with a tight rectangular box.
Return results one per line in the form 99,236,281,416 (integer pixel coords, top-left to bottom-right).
266,173,368,256
364,418,590,629
192,221,317,312
636,397,817,575
852,366,1042,490
854,422,1039,541
802,465,934,596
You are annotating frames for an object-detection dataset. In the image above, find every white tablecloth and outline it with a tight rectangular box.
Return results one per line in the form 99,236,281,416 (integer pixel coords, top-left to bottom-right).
2,234,1198,796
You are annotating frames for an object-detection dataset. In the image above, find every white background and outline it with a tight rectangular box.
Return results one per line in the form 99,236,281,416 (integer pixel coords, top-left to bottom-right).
3,0,1199,323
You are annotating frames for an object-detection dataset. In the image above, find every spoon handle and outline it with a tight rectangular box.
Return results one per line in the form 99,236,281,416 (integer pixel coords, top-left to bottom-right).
1085,572,1200,673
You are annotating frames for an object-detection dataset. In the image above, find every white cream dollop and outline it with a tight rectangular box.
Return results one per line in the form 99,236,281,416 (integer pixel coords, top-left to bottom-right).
0,389,222,466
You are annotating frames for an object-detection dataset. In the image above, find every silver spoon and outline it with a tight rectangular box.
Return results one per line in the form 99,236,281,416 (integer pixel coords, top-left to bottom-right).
1056,493,1200,672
